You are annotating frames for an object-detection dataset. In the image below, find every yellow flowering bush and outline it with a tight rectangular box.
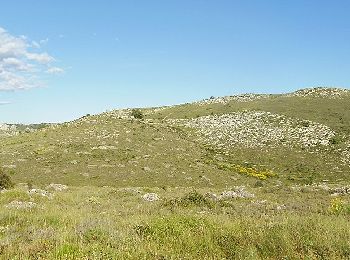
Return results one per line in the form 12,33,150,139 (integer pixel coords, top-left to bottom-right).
208,160,277,179
329,197,344,214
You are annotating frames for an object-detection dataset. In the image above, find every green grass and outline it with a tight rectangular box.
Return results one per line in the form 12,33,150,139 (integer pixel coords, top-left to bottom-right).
0,118,243,187
0,185,349,259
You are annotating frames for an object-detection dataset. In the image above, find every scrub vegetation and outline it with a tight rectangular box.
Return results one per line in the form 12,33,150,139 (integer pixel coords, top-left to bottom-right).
1,87,350,259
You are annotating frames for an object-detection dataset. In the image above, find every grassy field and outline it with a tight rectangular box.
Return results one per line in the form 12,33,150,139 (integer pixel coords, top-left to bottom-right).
1,185,350,259
1,87,350,259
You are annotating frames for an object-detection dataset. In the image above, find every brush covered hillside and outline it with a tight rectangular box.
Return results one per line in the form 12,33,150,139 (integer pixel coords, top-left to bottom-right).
1,87,350,259
2,87,350,186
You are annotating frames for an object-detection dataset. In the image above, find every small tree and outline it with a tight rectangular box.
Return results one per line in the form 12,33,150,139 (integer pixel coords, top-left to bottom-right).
0,168,14,190
131,109,144,119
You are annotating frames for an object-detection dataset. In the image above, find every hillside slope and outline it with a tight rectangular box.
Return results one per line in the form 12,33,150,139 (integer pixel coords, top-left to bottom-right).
1,87,350,187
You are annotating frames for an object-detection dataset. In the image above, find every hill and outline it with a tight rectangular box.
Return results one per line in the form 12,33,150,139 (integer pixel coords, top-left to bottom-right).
1,87,350,186
1,87,350,259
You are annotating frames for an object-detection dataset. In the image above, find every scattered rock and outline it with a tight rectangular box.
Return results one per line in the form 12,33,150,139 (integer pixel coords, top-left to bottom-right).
169,111,335,150
251,200,267,206
330,186,350,196
2,165,16,169
219,187,255,199
46,183,68,191
195,94,270,106
91,145,116,150
288,87,350,99
28,189,53,199
142,193,159,202
5,201,37,210
70,160,78,165
276,204,287,210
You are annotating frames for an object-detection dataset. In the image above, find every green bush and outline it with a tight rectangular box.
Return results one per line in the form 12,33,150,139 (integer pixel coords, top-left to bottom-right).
301,121,310,127
329,135,342,145
131,109,144,119
163,190,214,208
0,168,14,189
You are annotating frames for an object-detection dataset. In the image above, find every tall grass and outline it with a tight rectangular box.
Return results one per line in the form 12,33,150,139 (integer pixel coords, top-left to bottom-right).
0,187,350,259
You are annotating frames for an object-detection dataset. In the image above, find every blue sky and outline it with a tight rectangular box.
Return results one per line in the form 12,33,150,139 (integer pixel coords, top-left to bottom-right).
0,0,349,123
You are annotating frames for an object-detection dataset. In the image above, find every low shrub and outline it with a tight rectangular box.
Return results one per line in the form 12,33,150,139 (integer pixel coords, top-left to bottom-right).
163,190,214,208
0,168,14,190
131,109,144,119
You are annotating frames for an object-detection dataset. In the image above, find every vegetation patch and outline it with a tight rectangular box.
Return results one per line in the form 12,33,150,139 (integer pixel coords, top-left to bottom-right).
207,159,276,180
163,190,215,208
0,169,14,190
131,108,144,119
134,214,350,259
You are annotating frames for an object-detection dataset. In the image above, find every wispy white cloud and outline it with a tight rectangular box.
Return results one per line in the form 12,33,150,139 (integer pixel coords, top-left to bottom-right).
40,38,49,45
2,57,33,71
0,27,63,91
0,101,11,105
47,67,64,74
26,52,55,64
